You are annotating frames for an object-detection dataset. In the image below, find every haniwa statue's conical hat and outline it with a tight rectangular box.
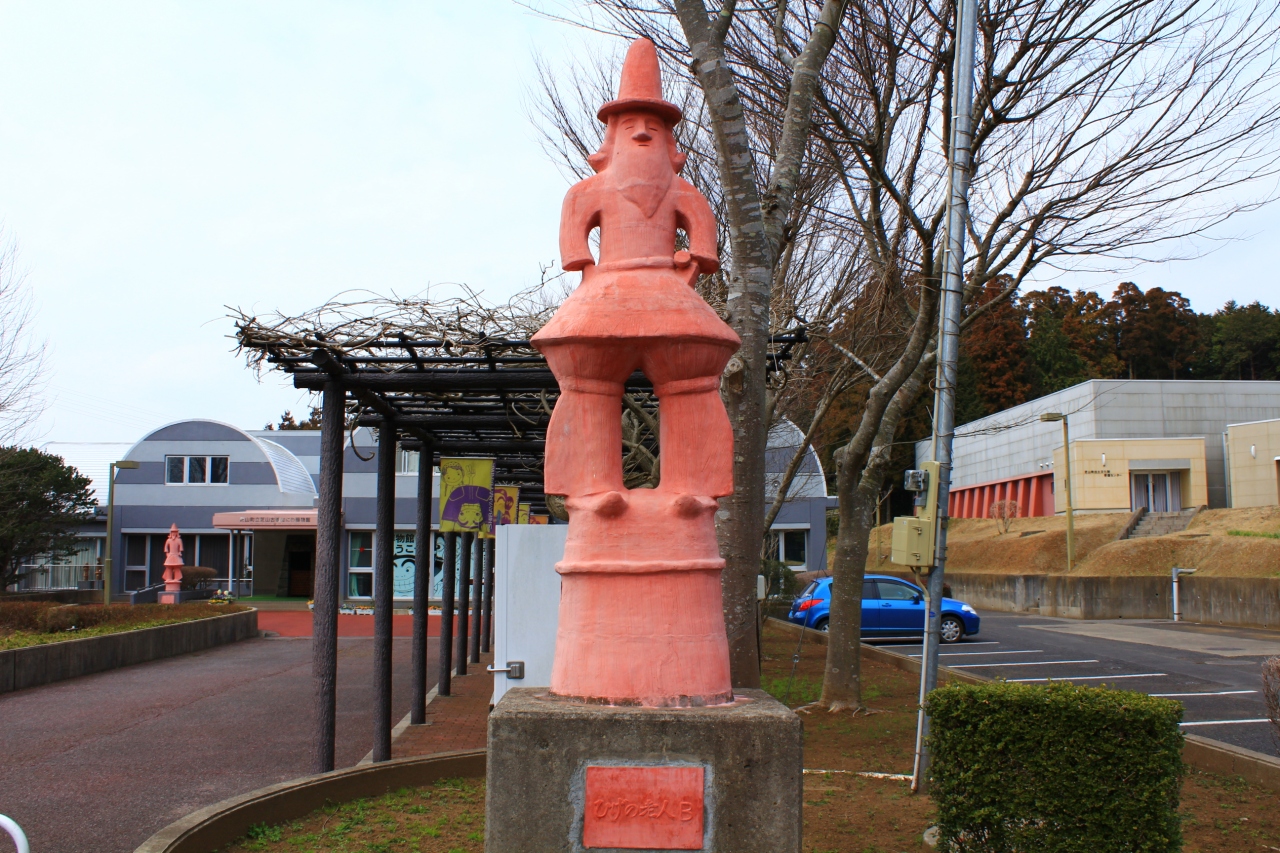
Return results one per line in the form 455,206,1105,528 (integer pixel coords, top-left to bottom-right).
597,38,682,125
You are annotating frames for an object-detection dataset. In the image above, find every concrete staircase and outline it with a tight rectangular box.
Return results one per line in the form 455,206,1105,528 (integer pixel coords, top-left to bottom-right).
1127,509,1198,539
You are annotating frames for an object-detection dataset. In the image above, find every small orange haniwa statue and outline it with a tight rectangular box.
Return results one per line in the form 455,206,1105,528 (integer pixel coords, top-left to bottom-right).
162,524,184,593
532,38,739,707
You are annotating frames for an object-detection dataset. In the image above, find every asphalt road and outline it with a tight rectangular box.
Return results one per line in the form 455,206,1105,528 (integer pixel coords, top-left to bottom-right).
869,612,1280,757
0,635,434,853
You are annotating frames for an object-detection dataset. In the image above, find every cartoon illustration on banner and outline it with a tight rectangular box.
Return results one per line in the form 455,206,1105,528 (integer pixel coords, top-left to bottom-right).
517,503,530,525
438,458,495,537
493,485,519,526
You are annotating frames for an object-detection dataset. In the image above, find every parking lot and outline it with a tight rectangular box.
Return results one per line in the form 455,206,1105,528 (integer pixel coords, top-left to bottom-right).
869,612,1280,758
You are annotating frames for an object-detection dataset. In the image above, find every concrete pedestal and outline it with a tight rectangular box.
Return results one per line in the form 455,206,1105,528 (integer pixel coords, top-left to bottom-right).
157,590,181,605
485,688,802,852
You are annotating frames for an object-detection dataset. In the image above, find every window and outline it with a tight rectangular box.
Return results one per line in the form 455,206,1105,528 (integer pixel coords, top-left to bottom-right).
396,449,420,474
348,531,373,598
877,581,919,601
125,535,148,567
767,528,809,567
350,532,373,568
165,456,229,484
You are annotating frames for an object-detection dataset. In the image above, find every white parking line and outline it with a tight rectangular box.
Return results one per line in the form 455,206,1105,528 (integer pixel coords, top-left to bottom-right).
1151,690,1258,698
1009,673,1166,682
910,650,1043,658
1180,719,1270,727
950,659,1098,669
879,641,1000,648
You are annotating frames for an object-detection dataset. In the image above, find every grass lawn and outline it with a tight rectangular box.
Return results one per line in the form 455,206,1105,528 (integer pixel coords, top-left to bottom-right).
0,601,249,650
217,622,1280,853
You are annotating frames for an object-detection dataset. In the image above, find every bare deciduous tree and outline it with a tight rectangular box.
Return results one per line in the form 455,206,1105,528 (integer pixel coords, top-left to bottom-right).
0,234,46,444
815,0,1280,714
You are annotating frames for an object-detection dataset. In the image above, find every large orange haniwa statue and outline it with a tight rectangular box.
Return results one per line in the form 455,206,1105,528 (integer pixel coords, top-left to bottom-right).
532,38,739,707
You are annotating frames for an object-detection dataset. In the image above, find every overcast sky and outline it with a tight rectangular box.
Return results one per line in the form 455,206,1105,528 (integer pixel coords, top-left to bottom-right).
2,1,1277,447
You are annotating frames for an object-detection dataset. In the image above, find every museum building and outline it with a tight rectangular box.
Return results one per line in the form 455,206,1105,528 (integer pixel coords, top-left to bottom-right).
914,379,1280,517
23,417,833,600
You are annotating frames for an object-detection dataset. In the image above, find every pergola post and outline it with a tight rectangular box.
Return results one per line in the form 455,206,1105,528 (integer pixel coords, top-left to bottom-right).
469,536,483,664
438,531,457,696
480,536,494,654
456,531,473,676
373,421,397,762
411,438,434,725
311,380,345,774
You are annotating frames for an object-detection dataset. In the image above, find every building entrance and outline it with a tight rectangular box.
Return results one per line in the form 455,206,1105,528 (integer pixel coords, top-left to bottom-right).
1131,472,1182,513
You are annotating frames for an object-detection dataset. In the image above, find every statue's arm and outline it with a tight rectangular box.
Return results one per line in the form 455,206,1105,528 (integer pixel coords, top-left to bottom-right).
675,184,720,274
560,183,601,272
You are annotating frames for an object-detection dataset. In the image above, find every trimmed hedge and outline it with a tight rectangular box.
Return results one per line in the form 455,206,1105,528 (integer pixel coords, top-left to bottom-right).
925,681,1184,853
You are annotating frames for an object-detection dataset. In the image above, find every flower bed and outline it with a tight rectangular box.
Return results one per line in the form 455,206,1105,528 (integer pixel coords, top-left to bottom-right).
0,600,249,651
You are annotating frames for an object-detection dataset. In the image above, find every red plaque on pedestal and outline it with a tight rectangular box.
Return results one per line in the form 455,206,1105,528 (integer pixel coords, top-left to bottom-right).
582,765,705,850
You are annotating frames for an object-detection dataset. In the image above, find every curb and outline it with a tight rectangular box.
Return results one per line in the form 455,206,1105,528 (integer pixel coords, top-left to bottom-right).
133,750,486,853
766,617,1280,794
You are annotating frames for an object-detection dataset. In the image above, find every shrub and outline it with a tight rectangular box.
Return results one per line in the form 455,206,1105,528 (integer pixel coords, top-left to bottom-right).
180,565,218,589
925,681,1183,853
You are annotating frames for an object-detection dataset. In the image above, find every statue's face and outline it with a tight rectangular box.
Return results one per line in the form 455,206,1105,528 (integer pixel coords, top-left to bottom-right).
616,111,666,149
457,503,484,530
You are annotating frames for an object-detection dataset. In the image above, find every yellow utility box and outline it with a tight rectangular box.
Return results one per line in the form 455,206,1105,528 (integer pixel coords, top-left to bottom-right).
890,461,940,567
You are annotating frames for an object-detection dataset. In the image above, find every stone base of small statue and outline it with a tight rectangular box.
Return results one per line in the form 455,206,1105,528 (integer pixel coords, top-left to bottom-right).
485,688,801,853
157,589,181,605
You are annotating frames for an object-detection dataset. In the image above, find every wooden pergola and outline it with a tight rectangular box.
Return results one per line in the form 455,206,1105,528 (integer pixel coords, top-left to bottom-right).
233,292,804,772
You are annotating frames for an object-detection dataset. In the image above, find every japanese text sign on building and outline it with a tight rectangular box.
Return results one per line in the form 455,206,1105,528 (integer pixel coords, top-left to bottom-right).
438,458,495,538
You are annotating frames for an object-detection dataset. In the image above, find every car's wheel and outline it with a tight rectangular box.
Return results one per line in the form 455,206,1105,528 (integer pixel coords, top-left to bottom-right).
814,617,829,633
939,615,964,644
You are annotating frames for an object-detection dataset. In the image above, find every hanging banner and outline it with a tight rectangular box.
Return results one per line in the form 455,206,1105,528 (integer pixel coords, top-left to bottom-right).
530,514,550,525
493,485,520,526
517,503,531,525
438,458,495,538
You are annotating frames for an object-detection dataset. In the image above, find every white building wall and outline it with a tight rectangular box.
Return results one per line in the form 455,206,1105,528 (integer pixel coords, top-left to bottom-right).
916,380,1280,508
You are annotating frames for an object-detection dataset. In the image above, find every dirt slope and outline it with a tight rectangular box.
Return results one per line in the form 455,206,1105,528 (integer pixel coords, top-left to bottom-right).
855,507,1280,578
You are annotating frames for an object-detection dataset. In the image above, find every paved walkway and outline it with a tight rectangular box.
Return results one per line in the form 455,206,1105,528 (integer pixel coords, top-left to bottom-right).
0,634,430,853
393,651,494,757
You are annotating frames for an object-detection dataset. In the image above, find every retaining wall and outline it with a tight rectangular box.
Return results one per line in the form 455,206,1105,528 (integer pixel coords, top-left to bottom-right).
0,607,258,694
879,572,1280,629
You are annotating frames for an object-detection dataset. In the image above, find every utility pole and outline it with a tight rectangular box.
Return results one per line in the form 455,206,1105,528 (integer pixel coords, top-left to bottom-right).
102,460,139,606
911,0,979,795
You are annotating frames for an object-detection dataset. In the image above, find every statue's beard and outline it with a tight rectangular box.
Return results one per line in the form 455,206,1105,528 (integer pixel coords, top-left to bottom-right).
612,144,674,218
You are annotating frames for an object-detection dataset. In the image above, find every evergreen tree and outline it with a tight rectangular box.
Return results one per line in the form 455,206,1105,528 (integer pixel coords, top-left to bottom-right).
963,277,1034,416
0,447,96,589
1208,301,1280,380
1112,283,1200,379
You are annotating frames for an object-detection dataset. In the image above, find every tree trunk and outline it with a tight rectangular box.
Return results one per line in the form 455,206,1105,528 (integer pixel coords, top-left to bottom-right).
821,354,934,711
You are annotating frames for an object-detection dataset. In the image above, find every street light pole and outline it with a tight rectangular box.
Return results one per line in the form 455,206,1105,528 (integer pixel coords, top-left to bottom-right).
102,460,139,606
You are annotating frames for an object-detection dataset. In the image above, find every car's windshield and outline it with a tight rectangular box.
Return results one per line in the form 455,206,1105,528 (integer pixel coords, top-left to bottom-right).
799,581,817,597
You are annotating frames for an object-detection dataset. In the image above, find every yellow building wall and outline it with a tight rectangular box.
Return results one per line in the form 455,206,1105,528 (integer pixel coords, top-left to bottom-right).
1052,437,1208,513
1227,419,1280,508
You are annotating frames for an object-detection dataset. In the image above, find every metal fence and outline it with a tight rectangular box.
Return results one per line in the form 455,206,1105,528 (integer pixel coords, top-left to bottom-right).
15,562,101,591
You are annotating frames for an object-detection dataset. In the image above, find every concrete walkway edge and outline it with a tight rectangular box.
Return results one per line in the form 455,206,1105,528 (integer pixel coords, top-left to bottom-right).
133,750,486,853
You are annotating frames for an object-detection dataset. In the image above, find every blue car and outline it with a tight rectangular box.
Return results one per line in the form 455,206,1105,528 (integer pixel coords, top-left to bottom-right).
787,574,980,643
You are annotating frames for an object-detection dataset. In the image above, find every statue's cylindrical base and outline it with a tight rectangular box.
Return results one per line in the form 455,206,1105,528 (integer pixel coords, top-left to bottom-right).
550,566,733,707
